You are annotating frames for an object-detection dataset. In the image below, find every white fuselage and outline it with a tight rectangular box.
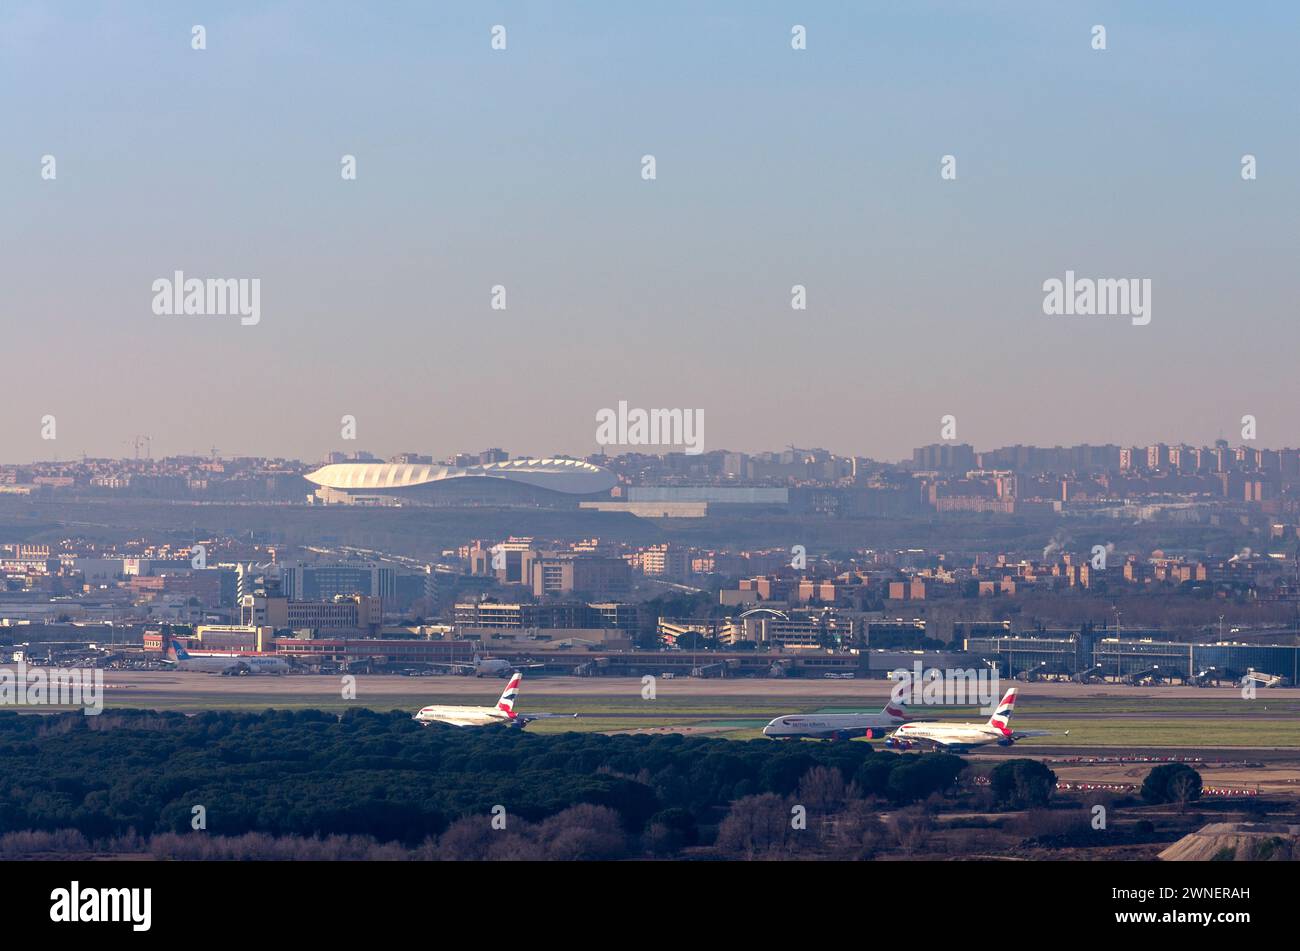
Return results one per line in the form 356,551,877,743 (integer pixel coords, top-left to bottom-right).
166,653,289,674
889,721,1006,749
763,712,903,739
413,704,513,728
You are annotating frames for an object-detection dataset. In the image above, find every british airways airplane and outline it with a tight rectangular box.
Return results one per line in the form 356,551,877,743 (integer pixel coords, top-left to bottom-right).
884,687,1067,751
762,692,913,740
412,672,575,729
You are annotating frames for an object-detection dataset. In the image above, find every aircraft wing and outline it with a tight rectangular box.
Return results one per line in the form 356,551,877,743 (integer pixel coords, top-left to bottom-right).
514,712,579,725
892,734,962,750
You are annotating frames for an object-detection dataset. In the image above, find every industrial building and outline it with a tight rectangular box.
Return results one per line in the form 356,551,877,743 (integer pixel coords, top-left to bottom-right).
239,594,382,635
270,637,475,668
452,600,641,634
966,632,1299,684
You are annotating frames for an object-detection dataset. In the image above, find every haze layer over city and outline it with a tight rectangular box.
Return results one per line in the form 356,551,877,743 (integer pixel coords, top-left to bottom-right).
4,2,1299,464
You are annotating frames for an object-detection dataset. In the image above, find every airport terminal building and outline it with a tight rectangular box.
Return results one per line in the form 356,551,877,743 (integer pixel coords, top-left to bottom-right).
966,632,1300,685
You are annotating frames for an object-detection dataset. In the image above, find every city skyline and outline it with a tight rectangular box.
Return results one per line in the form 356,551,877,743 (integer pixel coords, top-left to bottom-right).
6,433,1300,469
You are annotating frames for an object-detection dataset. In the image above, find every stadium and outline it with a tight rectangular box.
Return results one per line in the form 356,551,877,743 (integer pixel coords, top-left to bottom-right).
304,459,618,507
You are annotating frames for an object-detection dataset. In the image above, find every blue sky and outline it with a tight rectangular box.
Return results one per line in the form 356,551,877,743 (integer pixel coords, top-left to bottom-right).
3,2,1298,462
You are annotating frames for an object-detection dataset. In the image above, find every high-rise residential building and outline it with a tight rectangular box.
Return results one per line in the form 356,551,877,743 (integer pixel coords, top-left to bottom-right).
912,443,976,472
639,544,689,578
530,553,631,598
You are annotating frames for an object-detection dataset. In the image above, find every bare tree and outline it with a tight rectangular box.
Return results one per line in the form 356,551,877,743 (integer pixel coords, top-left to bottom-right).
1170,773,1200,814
436,816,499,861
715,793,798,860
798,766,847,812
536,804,627,860
829,800,887,859
891,805,934,855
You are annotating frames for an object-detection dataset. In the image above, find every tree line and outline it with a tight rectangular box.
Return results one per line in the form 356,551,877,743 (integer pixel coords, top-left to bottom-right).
0,708,970,847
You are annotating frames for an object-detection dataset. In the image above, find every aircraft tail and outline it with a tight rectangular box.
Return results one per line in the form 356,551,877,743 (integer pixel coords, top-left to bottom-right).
883,675,915,722
986,687,1017,735
496,671,522,718
162,631,192,661
883,681,911,720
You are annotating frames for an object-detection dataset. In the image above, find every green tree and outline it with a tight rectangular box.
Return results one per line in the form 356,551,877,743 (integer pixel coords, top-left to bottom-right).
1141,763,1202,805
989,759,1057,809
886,754,966,802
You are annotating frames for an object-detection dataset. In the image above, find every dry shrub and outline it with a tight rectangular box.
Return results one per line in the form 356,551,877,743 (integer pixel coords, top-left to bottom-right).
715,793,799,860
0,829,90,856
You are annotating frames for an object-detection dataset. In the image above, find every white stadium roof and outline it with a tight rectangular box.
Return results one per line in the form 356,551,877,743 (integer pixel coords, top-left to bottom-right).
304,459,617,496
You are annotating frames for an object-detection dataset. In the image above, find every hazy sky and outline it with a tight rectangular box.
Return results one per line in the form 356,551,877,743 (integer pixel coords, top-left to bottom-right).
4,2,1298,464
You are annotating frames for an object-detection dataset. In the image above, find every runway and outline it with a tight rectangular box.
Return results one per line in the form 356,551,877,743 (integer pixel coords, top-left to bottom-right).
5,669,1292,753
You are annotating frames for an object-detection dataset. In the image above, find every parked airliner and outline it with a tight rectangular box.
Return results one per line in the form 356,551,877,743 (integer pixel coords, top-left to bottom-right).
161,632,291,675
763,692,913,740
884,687,1066,751
412,672,575,729
435,654,546,677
